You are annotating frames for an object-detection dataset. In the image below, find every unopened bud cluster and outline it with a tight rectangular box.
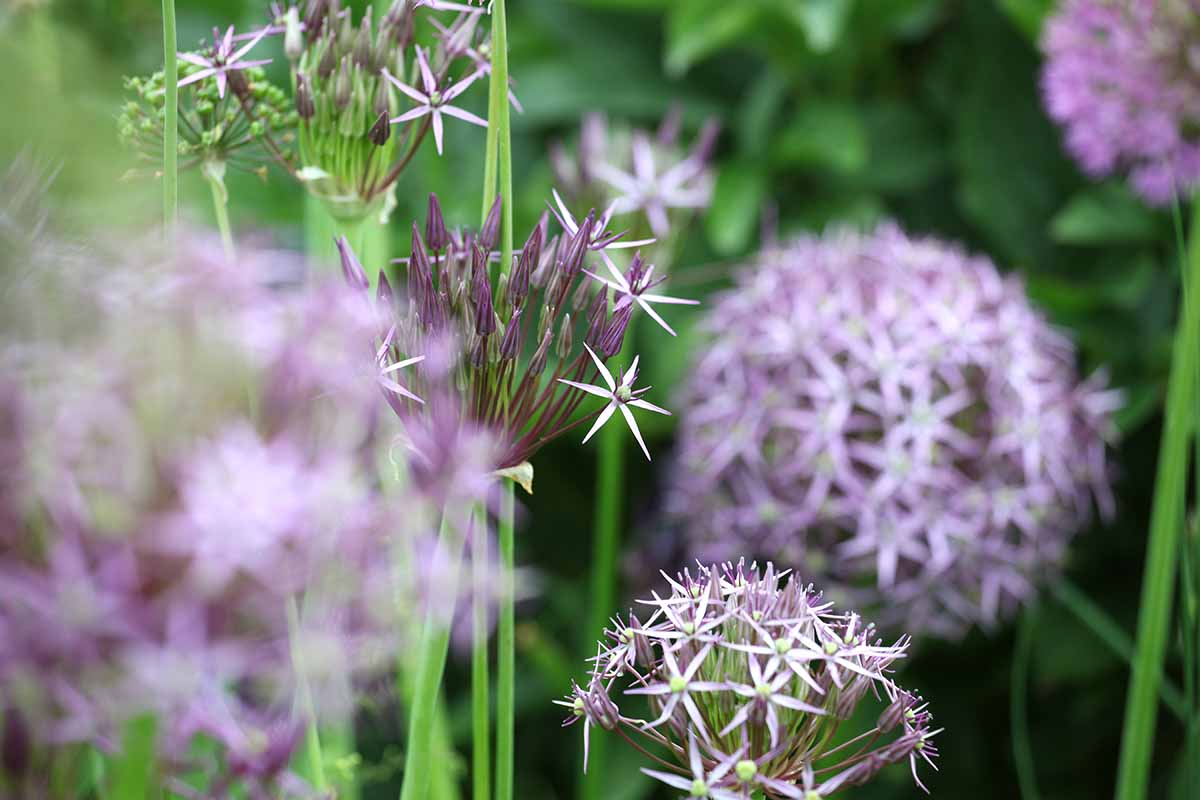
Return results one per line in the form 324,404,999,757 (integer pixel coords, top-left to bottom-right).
560,560,939,796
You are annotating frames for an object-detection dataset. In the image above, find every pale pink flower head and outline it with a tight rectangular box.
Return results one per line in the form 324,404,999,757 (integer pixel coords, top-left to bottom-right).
667,225,1121,638
1041,0,1200,204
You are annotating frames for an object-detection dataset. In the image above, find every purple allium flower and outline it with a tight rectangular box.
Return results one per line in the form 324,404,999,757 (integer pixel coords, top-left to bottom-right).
1041,0,1200,204
0,215,501,793
559,560,939,796
666,225,1121,638
551,110,718,238
178,25,272,99
342,192,688,468
384,46,487,156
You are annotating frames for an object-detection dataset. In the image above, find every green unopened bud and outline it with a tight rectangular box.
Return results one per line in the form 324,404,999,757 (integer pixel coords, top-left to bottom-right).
334,57,352,110
555,314,573,360
284,7,303,61
734,760,757,782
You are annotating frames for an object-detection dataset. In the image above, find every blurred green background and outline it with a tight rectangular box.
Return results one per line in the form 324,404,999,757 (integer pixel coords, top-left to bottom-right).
1,0,1190,797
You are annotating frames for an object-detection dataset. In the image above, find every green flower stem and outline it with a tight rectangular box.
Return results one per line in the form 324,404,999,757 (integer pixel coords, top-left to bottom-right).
111,714,157,800
495,483,516,800
1049,581,1187,720
287,595,328,793
304,194,391,288
1011,604,1040,800
400,512,467,800
1115,195,1200,800
161,0,178,233
204,168,235,261
492,0,514,276
472,505,491,800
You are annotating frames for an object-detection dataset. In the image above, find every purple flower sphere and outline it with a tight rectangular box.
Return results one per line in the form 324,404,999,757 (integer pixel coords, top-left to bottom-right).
1041,0,1200,204
667,225,1121,638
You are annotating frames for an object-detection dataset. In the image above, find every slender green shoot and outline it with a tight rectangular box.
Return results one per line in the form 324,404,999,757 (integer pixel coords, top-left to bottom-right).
1011,604,1041,800
1050,580,1187,720
495,484,516,800
203,162,234,260
162,0,178,233
472,506,492,800
287,595,328,793
1115,194,1200,800
399,512,466,800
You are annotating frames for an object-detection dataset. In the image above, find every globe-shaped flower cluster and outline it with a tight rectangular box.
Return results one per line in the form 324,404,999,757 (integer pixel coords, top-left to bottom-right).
1041,0,1200,204
561,560,937,797
666,225,1121,638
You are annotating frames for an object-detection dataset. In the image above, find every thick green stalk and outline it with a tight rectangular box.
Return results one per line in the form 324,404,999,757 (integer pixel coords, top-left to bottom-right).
400,513,466,800
472,507,491,800
287,595,328,793
494,484,516,800
1115,196,1200,800
162,0,178,232
1011,605,1041,800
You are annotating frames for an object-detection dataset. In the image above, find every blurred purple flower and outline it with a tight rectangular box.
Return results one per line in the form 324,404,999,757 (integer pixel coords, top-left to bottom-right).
666,225,1122,638
1041,0,1200,204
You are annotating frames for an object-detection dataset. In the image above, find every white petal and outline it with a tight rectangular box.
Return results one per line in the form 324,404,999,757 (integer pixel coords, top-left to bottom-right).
581,403,617,444
557,379,614,400
582,343,615,391
619,404,651,461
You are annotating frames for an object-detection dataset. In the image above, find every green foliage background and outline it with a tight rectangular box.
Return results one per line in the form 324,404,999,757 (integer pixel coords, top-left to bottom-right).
1,0,1191,797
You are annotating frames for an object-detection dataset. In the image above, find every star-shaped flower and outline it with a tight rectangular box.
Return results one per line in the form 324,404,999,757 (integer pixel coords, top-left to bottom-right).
178,26,273,99
584,251,698,337
625,642,724,740
376,326,425,404
550,189,655,258
383,47,487,156
593,131,712,237
641,732,743,800
558,344,669,461
719,654,825,747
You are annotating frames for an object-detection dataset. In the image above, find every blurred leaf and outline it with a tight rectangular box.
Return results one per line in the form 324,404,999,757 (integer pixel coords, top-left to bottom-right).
772,101,867,174
665,0,762,76
860,101,948,192
736,68,789,154
997,0,1056,42
1050,183,1162,245
1114,383,1161,434
943,1,1074,267
568,0,669,8
1026,255,1158,313
707,160,767,255
774,0,853,52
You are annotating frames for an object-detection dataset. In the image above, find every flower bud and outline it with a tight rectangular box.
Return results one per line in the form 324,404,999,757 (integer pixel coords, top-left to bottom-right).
425,194,449,251
474,279,496,337
295,73,315,120
481,195,502,252
368,111,391,146
284,7,304,61
336,235,370,291
317,36,337,80
499,308,522,361
334,56,352,110
597,304,632,357
528,328,552,375
354,12,375,69
555,314,573,360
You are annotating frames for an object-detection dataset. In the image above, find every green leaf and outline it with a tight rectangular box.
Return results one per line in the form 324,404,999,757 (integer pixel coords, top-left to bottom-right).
997,0,1056,42
774,0,853,52
1051,183,1162,245
860,102,948,192
665,0,761,76
494,462,534,495
772,101,868,175
707,161,767,256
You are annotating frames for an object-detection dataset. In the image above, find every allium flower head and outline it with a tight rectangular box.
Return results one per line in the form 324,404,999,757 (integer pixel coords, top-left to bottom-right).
0,210,500,793
667,225,1121,638
1041,0,1200,204
551,110,718,239
560,560,938,796
340,192,686,469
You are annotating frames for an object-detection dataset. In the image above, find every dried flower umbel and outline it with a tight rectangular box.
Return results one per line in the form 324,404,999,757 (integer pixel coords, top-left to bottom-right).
1041,0,1200,204
340,193,689,468
667,225,1121,638
560,560,938,797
